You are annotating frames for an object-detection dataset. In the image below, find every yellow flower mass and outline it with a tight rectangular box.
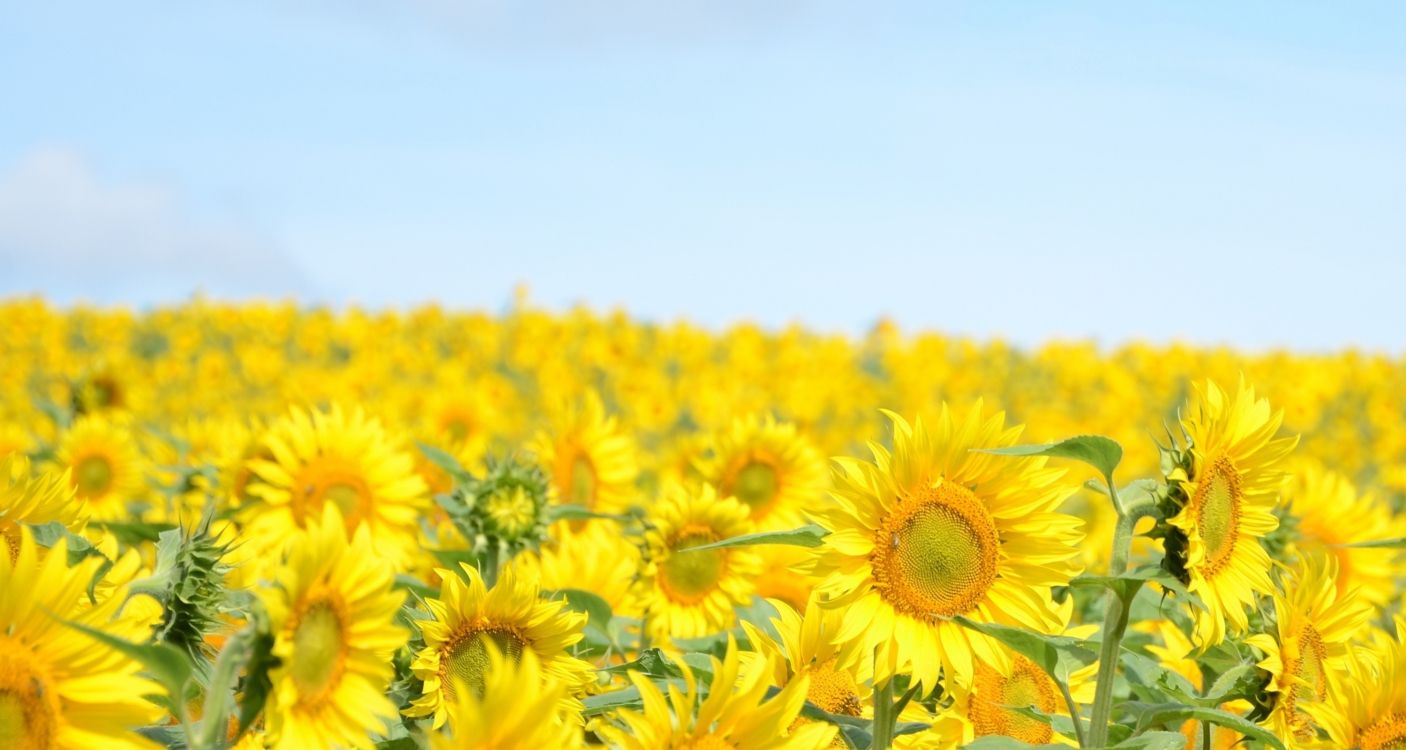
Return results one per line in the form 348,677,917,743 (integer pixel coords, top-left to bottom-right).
0,299,1404,748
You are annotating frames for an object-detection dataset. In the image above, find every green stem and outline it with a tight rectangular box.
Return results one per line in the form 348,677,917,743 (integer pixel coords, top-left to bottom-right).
1059,678,1087,748
1086,494,1159,748
1201,718,1212,750
481,544,502,588
871,674,895,750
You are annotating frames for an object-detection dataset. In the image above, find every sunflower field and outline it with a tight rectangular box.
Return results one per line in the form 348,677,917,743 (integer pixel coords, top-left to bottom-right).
4,298,1406,750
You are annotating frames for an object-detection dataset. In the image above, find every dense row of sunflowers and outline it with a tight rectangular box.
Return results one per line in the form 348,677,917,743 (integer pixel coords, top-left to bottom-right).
2,298,1406,749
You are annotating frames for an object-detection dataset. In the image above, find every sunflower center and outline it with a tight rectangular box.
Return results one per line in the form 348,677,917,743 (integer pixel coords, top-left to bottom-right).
872,482,1000,619
728,459,779,514
289,601,347,703
568,453,597,508
1358,714,1406,750
806,658,863,717
0,638,60,750
74,454,114,497
660,531,725,604
1293,625,1328,703
969,658,1057,744
1194,457,1242,574
297,460,373,528
443,627,526,699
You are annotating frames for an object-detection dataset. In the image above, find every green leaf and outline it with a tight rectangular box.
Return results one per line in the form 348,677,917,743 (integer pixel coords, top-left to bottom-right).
978,434,1123,481
583,684,646,716
545,504,631,523
1070,572,1153,605
417,441,472,482
92,519,176,545
1339,537,1406,549
550,588,613,630
1107,732,1189,749
1201,663,1263,705
1121,651,1200,705
601,648,682,679
682,523,829,552
1133,703,1285,750
954,616,1097,684
964,737,1067,749
63,619,193,718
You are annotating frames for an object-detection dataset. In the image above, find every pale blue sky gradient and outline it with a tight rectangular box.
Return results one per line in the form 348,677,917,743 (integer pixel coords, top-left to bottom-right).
2,2,1404,349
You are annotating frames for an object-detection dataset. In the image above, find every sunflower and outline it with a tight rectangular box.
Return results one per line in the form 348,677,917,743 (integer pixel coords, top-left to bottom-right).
742,594,880,747
1322,620,1406,750
698,413,828,530
1282,462,1405,609
596,635,837,749
429,645,584,749
809,405,1083,691
1,454,86,560
1165,378,1298,647
0,527,162,750
514,521,641,615
1245,555,1371,747
261,503,409,749
528,392,638,516
244,405,429,567
52,414,146,521
945,641,1096,747
633,483,761,643
404,562,594,730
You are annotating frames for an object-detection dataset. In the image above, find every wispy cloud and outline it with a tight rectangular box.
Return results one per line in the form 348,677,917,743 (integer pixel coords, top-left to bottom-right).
0,147,312,303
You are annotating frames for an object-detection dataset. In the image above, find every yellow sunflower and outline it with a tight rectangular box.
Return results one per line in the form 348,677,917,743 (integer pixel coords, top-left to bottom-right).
404,562,593,729
596,635,837,749
53,414,146,521
514,521,641,616
1,455,86,560
1323,619,1406,750
945,641,1096,747
529,391,638,515
698,413,829,530
1245,555,1371,748
743,594,869,725
0,528,162,750
809,405,1083,690
633,483,761,643
429,645,584,750
244,405,429,567
261,504,409,749
1282,462,1405,609
1166,378,1298,647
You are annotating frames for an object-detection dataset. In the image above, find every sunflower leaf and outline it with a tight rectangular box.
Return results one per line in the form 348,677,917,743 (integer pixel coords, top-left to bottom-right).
977,435,1123,483
62,619,194,722
416,441,473,483
1339,537,1406,548
1131,703,1286,750
1106,731,1191,749
953,616,1097,684
681,523,829,552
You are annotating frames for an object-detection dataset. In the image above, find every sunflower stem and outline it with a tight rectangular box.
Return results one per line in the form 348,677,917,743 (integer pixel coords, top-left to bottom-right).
1201,717,1213,749
1087,508,1136,747
872,673,896,750
481,543,502,588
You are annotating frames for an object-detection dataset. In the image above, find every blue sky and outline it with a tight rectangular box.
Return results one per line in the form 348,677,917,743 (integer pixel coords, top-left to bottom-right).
2,2,1403,349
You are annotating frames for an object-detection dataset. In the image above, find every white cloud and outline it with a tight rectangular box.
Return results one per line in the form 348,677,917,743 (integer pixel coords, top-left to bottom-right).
0,147,311,302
